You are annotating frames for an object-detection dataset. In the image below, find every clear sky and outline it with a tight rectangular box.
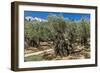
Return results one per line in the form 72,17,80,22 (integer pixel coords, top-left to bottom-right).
24,11,90,21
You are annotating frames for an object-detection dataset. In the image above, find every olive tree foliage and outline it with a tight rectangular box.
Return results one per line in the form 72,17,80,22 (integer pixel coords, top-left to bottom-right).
66,21,79,43
24,20,41,47
24,21,34,38
39,21,55,41
65,18,90,46
79,18,90,46
47,14,66,34
24,19,56,47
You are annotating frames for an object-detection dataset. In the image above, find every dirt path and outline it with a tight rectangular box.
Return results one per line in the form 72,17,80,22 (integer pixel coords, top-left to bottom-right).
25,49,53,57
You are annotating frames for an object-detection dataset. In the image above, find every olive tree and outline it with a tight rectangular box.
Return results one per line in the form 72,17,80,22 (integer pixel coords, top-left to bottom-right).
47,14,70,57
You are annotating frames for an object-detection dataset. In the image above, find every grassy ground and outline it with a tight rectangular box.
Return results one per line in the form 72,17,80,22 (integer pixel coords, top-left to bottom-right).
24,55,43,62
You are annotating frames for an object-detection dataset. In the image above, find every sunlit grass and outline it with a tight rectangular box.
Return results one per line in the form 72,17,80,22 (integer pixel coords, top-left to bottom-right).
24,55,43,62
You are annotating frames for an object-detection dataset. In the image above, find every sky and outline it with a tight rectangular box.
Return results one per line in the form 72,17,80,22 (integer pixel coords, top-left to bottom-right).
24,11,90,21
